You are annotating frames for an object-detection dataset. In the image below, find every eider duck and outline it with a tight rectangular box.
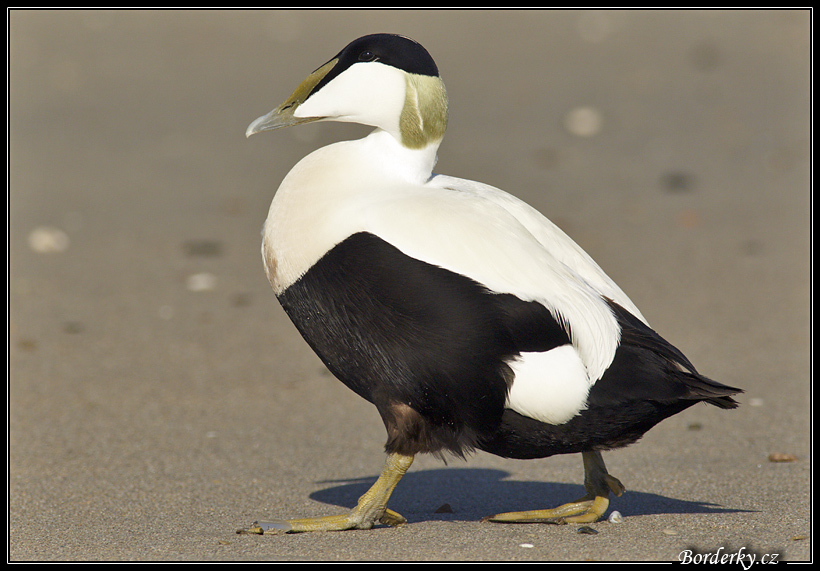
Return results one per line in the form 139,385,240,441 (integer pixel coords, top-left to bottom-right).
242,33,741,534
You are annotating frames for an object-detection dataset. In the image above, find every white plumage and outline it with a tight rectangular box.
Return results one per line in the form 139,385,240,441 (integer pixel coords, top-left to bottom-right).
507,346,591,424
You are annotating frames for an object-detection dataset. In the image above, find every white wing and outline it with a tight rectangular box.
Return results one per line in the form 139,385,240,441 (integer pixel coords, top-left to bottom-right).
358,173,632,385
429,174,646,324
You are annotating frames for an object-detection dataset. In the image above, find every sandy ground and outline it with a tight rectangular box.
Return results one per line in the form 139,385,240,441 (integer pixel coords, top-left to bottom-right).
9,9,810,562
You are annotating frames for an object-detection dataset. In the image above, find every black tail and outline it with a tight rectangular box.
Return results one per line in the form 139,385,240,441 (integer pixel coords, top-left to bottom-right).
677,370,742,409
604,300,743,410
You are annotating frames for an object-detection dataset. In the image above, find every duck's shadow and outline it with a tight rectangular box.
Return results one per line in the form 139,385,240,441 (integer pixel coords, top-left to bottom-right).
310,467,751,523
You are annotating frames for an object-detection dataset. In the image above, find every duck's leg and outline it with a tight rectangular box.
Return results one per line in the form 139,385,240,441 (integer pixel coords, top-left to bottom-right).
239,452,413,534
483,450,625,525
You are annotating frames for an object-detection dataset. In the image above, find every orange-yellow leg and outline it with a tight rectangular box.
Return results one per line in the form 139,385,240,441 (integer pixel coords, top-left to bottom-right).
483,450,625,525
239,452,413,534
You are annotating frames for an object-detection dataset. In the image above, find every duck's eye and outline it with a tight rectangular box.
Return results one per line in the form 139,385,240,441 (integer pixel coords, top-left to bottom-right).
358,50,377,62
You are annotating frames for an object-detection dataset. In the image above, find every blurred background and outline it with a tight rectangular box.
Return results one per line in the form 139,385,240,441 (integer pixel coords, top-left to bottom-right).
9,10,809,561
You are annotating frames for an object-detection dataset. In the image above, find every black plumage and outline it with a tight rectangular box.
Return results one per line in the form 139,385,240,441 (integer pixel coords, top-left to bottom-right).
277,231,739,462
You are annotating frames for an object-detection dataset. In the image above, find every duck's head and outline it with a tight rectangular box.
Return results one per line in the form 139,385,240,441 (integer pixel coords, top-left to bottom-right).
246,34,448,150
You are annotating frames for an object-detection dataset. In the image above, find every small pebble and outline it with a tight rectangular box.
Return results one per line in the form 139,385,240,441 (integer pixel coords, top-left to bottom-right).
768,452,797,463
63,321,83,334
183,239,223,258
662,528,678,535
17,339,37,352
434,503,453,514
186,272,217,292
519,543,534,549
607,511,623,523
661,171,695,193
232,292,252,307
28,226,70,253
576,526,598,535
564,106,602,137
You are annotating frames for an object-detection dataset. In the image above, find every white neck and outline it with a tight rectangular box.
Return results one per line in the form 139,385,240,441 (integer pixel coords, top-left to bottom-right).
360,128,441,185
262,128,442,293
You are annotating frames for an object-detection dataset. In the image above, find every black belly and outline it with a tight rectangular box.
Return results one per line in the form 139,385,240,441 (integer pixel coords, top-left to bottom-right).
276,232,570,456
275,231,740,459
